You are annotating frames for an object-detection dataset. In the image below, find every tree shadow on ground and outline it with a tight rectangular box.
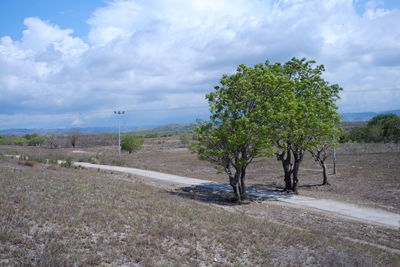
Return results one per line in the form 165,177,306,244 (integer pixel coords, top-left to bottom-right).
251,182,327,191
298,183,327,188
168,182,299,206
168,183,247,206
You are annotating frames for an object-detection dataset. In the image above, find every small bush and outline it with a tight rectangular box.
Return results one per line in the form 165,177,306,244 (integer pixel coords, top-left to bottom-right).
60,157,74,168
348,113,400,143
88,156,100,164
180,133,193,146
0,152,4,160
111,159,125,166
121,135,143,154
18,161,36,167
0,137,12,145
14,138,28,146
28,136,46,146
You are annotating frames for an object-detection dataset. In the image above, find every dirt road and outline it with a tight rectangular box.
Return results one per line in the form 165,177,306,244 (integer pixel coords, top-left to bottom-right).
76,161,400,229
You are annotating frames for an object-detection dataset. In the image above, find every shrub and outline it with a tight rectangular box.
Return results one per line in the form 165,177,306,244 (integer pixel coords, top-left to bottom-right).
14,138,28,146
179,133,193,146
60,157,74,168
111,159,125,166
28,136,46,146
349,127,368,142
18,161,36,167
88,156,100,164
348,114,400,143
338,133,350,143
121,135,143,153
382,117,400,143
0,137,10,145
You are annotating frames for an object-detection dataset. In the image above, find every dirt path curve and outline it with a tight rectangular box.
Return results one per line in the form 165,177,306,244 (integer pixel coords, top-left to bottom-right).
75,162,400,229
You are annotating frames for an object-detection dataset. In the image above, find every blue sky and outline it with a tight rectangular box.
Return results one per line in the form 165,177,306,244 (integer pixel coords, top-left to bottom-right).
0,0,399,129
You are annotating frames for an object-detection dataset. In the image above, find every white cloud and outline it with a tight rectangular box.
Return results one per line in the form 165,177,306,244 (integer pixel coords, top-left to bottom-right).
0,0,399,129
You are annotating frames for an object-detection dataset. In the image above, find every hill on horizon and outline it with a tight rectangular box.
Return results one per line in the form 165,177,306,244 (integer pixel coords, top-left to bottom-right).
1,110,399,135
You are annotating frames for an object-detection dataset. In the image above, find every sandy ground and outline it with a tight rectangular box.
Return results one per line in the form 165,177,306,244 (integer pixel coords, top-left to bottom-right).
75,161,400,229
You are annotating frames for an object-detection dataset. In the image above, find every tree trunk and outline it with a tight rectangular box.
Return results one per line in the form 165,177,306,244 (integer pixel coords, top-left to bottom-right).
292,160,300,193
321,162,329,185
229,173,241,203
291,151,304,193
236,183,241,203
279,150,292,192
240,167,246,200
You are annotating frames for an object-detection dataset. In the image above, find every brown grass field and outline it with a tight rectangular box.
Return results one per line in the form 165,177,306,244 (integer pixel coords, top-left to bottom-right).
1,136,400,266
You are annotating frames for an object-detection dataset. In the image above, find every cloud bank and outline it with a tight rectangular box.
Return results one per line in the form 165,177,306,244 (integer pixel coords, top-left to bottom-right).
0,0,399,129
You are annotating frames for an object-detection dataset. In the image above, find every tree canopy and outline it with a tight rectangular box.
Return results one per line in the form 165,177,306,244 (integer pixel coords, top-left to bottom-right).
121,135,143,154
345,113,400,143
192,57,342,199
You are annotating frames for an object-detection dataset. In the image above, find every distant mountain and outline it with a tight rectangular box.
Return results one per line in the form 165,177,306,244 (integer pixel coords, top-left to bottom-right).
340,110,400,122
0,124,196,136
128,123,195,136
1,110,400,135
0,126,132,136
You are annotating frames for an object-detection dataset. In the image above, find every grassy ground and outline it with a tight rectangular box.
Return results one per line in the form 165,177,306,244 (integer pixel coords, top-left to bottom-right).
1,136,400,214
0,159,399,266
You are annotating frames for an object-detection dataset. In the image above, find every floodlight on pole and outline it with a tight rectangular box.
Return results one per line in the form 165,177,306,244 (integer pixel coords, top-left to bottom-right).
113,110,125,155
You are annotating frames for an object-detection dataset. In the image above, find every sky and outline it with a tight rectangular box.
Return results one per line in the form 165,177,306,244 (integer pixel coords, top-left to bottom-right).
0,0,399,129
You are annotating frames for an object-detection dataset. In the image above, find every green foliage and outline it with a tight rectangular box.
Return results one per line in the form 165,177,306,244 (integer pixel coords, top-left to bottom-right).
349,127,369,142
88,156,100,164
271,58,342,152
348,114,400,143
14,138,28,146
0,152,4,160
193,57,342,195
111,159,125,166
0,137,11,145
179,133,192,145
24,134,38,140
28,136,46,146
339,133,350,143
121,135,143,153
60,157,74,168
382,117,400,143
367,113,397,127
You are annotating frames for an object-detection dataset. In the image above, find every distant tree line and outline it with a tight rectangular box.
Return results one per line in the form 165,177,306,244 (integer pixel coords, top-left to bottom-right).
340,114,400,143
0,134,46,146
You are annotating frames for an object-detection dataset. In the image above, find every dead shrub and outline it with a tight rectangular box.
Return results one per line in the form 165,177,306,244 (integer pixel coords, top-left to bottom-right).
18,161,36,167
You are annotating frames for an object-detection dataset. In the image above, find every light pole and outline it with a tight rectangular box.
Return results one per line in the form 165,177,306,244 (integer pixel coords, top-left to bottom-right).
113,110,125,155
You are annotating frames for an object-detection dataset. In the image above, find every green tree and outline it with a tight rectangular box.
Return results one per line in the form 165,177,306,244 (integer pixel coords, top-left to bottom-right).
349,127,369,142
24,134,38,140
193,58,342,197
260,58,342,193
121,135,143,153
14,138,28,146
348,114,400,143
28,136,46,146
191,64,275,201
367,113,397,127
382,116,400,143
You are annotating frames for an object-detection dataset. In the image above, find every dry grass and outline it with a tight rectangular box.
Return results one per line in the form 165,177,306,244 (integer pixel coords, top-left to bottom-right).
0,159,399,266
1,136,400,214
